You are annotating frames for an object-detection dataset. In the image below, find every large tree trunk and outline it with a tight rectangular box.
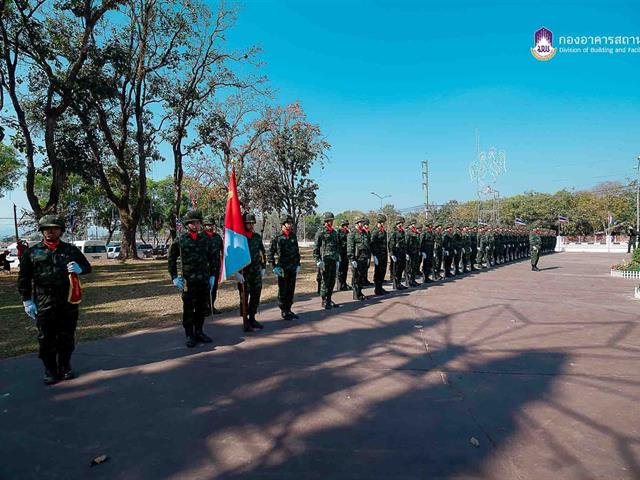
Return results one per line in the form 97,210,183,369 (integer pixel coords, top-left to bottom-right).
118,210,138,260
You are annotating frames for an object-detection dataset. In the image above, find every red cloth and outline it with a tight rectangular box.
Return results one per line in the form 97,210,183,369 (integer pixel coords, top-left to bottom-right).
205,231,214,238
397,227,404,233
246,231,254,239
282,227,290,238
43,240,60,251
356,226,364,234
341,227,349,233
67,273,82,304
364,226,370,234
378,226,385,233
188,231,198,240
325,224,334,233
411,227,417,233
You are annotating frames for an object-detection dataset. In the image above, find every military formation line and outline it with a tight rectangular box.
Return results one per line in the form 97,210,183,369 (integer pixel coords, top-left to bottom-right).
17,212,556,385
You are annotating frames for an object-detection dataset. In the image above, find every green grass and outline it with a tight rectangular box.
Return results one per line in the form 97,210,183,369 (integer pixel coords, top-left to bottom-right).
0,248,321,358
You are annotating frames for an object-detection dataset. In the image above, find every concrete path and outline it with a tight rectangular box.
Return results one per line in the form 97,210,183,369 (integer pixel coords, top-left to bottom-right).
1,253,639,479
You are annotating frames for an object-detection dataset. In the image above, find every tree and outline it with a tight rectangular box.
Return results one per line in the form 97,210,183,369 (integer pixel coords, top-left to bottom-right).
159,4,265,239
73,0,196,259
0,0,121,216
0,143,21,198
261,102,330,231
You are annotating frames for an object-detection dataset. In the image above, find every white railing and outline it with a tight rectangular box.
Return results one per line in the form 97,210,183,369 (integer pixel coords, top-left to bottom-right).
610,269,640,279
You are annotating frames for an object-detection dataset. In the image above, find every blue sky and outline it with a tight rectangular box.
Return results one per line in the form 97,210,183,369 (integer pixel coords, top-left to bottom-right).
2,0,639,233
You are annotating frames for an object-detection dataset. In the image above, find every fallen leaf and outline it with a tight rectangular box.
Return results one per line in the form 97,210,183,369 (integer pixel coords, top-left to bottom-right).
470,437,480,448
90,454,109,467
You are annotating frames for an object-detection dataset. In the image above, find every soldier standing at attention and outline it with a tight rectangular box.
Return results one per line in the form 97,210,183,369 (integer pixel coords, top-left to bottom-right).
314,212,340,309
347,217,371,300
203,216,223,315
469,226,478,270
18,215,92,384
530,227,542,271
168,210,216,348
370,213,389,295
420,223,435,283
442,225,454,278
388,216,408,290
452,226,463,276
628,226,637,253
269,215,301,320
405,218,420,287
236,213,266,332
337,219,351,291
363,217,374,287
433,224,444,279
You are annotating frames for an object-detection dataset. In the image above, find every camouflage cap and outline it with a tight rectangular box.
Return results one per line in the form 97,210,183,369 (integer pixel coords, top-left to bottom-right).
38,214,65,231
280,214,294,225
396,216,405,224
243,213,256,224
341,219,350,226
323,211,335,222
408,218,417,225
203,215,216,225
183,210,203,224
376,214,387,223
364,217,370,225
354,216,365,224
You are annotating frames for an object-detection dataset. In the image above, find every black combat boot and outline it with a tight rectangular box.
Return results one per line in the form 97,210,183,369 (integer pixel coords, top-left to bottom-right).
281,310,293,321
195,329,213,343
58,353,76,381
249,315,263,330
42,355,59,385
288,310,299,319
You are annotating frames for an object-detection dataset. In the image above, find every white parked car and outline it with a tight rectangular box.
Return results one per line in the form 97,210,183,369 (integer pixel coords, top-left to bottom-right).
73,240,108,261
5,242,23,270
107,245,121,259
137,243,153,258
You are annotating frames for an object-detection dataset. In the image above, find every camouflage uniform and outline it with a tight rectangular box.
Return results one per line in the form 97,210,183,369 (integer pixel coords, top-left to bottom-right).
405,219,421,286
168,211,216,343
370,214,389,295
238,213,266,331
269,215,301,318
452,227,462,275
203,216,223,314
337,220,351,291
388,217,408,290
442,226,454,277
18,215,92,383
313,212,340,309
420,224,435,282
347,217,371,300
433,225,444,279
363,217,373,286
530,229,542,271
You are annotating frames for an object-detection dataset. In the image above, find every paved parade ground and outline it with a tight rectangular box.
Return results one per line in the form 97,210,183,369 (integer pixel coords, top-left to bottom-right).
1,253,639,479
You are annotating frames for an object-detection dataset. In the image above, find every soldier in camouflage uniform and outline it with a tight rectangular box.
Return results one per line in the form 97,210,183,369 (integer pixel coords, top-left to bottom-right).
237,213,266,332
420,223,435,283
18,215,92,384
486,227,495,267
530,227,542,271
314,212,340,309
347,217,371,300
442,225,454,278
168,210,217,348
452,226,463,275
388,216,408,290
469,226,478,270
203,216,223,315
269,215,301,320
405,218,421,287
370,213,389,295
461,226,471,272
363,217,374,286
337,219,351,291
433,224,444,279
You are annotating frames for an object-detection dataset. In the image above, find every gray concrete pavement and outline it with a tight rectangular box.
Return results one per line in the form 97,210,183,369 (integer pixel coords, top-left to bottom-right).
1,253,639,479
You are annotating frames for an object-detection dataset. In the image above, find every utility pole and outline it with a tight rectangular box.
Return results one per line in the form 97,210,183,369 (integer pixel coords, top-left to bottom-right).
422,160,429,219
13,203,19,242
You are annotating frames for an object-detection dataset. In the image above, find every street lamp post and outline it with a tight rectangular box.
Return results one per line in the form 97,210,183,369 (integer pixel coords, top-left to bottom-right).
370,191,391,210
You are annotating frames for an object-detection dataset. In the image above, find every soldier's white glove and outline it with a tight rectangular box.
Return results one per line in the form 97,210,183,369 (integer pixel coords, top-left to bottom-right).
261,269,266,278
405,254,410,260
172,277,185,291
296,266,301,274
351,260,358,269
461,248,465,254
336,261,340,271
445,251,450,256
391,255,397,262
273,266,283,277
316,260,324,269
67,261,82,274
373,256,379,266
208,276,216,290
533,246,539,251
421,252,426,259
23,300,37,320
236,272,245,283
